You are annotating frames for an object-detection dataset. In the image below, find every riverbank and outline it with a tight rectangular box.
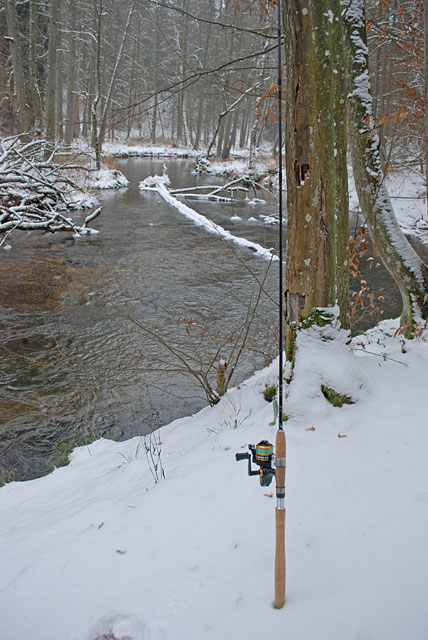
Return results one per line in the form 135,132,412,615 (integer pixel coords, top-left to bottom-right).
100,141,428,242
0,315,427,640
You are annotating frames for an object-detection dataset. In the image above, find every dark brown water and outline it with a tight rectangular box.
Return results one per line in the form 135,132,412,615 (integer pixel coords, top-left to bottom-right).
0,157,418,482
0,159,280,481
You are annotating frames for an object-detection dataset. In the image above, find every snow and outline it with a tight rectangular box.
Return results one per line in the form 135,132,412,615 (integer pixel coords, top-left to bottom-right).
63,190,100,210
86,168,130,190
348,165,428,243
103,142,202,159
1,316,427,640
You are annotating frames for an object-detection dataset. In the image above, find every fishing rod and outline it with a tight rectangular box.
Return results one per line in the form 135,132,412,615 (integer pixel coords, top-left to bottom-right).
235,0,286,609
274,0,286,610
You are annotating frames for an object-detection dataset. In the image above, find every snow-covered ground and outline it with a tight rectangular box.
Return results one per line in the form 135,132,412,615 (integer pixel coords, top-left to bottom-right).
1,316,427,640
102,141,203,159
85,168,130,190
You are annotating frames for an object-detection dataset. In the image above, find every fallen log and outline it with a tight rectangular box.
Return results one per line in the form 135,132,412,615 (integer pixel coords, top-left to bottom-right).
139,172,278,262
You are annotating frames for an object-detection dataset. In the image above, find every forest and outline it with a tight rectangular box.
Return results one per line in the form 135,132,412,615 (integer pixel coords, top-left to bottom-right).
0,0,425,167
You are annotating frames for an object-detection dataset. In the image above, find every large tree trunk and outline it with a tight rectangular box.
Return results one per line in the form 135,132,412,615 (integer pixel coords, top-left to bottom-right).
284,0,350,344
344,0,428,326
424,0,428,221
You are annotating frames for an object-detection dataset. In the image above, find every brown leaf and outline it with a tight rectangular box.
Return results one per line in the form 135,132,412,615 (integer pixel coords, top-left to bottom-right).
264,493,273,498
98,522,104,530
337,433,347,438
116,549,126,555
305,426,316,431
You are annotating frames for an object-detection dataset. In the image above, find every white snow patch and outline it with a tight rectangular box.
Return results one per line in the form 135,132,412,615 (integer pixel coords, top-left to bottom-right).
247,198,266,205
86,168,130,190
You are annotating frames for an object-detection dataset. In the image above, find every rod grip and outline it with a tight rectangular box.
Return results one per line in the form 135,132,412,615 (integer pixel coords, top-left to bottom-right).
275,429,286,488
274,429,286,608
274,507,286,608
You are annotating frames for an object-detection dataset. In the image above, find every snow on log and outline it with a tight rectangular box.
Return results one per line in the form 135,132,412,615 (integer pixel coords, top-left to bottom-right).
139,173,278,262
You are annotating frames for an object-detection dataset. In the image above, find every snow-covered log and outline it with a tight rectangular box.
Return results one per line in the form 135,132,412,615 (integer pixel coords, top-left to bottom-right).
139,172,278,262
344,0,428,326
0,137,101,247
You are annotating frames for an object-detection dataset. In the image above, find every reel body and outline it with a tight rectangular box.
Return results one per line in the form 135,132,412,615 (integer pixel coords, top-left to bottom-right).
235,440,275,486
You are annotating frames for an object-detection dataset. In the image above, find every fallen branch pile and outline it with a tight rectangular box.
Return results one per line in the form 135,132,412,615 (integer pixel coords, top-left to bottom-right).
0,137,102,247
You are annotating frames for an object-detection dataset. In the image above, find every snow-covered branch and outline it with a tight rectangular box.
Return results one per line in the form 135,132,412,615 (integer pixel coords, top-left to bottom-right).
0,138,101,247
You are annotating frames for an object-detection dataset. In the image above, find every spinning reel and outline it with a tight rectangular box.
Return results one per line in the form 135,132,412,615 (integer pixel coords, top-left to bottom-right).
235,440,275,487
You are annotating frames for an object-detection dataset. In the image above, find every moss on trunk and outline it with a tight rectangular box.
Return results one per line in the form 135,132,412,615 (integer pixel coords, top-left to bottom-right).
284,0,350,353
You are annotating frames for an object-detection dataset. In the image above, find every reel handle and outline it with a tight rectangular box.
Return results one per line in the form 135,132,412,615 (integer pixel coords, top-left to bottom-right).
235,453,250,462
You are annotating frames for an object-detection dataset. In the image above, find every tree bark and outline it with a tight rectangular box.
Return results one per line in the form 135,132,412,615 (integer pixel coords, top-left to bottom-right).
344,0,428,326
284,0,350,342
424,0,428,220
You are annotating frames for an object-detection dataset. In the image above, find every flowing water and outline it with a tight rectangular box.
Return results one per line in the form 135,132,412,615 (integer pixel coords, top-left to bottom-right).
0,157,423,482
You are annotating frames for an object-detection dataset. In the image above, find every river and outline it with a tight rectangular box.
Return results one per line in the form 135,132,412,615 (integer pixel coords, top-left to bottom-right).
0,157,418,482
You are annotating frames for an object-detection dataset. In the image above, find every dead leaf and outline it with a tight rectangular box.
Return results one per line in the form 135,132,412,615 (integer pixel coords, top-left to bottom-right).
264,493,273,498
98,522,104,530
116,549,126,555
305,426,316,431
337,433,347,438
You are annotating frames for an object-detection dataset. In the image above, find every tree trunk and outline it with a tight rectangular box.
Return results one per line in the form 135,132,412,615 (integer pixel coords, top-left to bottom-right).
29,0,42,134
5,0,32,134
194,6,213,150
284,0,350,345
46,0,60,141
96,4,134,157
424,0,428,220
65,0,78,146
151,7,160,144
56,12,64,142
222,105,239,159
344,0,428,326
176,0,189,144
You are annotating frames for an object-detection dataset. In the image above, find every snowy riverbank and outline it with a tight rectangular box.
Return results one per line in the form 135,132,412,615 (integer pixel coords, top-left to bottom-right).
1,317,427,640
102,141,428,241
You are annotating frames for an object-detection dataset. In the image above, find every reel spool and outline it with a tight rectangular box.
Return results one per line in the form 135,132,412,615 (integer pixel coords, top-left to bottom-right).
235,439,275,487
